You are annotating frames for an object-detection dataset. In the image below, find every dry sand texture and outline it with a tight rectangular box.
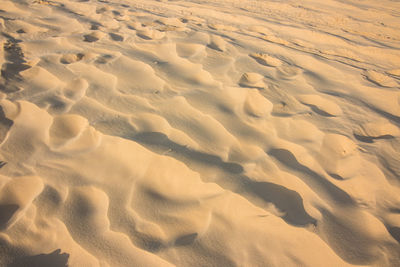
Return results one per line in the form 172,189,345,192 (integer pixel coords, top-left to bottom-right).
0,0,400,266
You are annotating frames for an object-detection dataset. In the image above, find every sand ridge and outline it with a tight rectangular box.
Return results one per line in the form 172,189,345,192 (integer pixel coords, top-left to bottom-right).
0,0,400,266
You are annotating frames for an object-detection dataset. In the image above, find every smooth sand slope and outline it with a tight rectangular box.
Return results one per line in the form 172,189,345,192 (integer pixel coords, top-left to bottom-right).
0,0,400,266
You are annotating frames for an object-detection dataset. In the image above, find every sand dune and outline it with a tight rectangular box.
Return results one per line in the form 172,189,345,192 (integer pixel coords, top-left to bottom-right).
0,0,400,266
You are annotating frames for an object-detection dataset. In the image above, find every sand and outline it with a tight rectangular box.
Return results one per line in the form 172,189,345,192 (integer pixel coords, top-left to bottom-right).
0,0,400,266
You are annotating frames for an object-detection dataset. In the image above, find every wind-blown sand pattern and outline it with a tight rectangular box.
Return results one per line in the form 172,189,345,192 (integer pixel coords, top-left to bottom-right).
0,0,400,266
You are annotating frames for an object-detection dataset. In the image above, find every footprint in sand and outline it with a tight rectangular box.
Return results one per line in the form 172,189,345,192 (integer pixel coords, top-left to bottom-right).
250,53,282,67
136,28,165,40
208,35,226,52
262,35,290,46
90,24,101,30
156,17,186,30
83,31,105,42
96,6,109,14
239,72,265,89
244,89,273,117
49,114,101,151
276,65,302,80
318,134,361,180
109,32,123,41
63,78,88,101
112,10,129,21
95,54,117,64
60,53,84,64
176,43,206,59
179,15,205,26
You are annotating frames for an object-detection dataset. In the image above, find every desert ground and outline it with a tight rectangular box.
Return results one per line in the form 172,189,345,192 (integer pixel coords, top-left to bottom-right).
0,0,400,266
